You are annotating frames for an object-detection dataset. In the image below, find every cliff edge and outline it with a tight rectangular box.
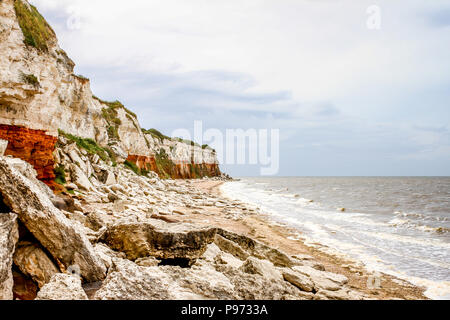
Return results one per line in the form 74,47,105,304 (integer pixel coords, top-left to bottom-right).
0,0,220,188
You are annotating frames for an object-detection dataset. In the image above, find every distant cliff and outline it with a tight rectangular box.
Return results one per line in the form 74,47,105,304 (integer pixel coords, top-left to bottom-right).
0,0,220,186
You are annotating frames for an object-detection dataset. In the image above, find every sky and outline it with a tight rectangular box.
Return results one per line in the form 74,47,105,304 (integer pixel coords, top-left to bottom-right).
29,0,450,176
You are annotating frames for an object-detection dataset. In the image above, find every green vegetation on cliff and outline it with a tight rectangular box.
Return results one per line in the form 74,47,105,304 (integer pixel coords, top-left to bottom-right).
142,128,171,142
94,97,139,141
20,71,40,88
54,164,66,185
14,0,55,52
123,160,149,177
58,129,117,166
154,149,176,179
141,128,203,149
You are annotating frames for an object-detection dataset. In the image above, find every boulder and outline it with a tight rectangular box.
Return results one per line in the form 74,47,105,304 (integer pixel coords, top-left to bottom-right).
0,158,106,282
93,259,179,300
292,266,348,292
105,219,217,264
282,269,315,292
104,171,116,185
94,258,236,300
36,274,88,300
13,242,59,288
69,163,93,191
217,229,293,267
0,213,18,300
214,234,249,260
239,257,282,281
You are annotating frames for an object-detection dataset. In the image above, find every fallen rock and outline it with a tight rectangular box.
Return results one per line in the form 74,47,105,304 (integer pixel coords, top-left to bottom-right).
282,269,315,292
214,234,249,260
69,163,93,191
0,158,106,282
314,289,353,300
94,258,236,300
36,274,88,300
292,266,348,292
135,257,160,267
0,213,19,300
100,171,116,186
239,257,282,281
13,242,59,288
93,259,183,300
105,220,217,264
217,229,293,267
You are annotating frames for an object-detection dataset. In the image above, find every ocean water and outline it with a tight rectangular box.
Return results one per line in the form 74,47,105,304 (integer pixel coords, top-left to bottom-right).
221,177,450,299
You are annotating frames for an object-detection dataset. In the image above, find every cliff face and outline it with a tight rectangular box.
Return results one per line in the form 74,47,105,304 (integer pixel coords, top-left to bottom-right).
0,0,220,184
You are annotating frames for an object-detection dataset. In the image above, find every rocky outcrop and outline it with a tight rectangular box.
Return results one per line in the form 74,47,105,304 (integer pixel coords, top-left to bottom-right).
0,0,221,183
35,274,88,300
0,213,18,300
105,220,216,265
0,157,106,282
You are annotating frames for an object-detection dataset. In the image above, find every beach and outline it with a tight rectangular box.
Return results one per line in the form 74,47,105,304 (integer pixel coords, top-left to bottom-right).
185,179,429,300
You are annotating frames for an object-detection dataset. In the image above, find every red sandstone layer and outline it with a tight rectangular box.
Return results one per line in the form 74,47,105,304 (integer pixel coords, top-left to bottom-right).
127,154,220,179
0,125,57,186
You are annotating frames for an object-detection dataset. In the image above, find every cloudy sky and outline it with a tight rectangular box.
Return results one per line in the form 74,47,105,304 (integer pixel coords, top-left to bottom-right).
30,0,450,176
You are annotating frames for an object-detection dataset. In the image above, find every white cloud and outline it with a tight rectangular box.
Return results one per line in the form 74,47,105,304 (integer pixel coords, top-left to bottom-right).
28,0,450,175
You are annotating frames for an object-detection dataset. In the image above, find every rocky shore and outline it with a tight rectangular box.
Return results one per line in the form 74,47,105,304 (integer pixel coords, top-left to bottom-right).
0,0,429,301
0,136,427,300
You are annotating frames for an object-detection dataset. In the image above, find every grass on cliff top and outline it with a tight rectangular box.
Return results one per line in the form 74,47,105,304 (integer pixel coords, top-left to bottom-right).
14,0,55,52
58,129,117,166
93,96,139,141
142,128,171,142
141,128,201,149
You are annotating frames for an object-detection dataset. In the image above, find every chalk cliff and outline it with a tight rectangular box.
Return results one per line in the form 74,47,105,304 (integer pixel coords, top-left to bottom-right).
0,0,220,187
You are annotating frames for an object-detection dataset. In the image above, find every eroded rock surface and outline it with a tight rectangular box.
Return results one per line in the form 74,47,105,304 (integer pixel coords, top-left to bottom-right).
13,242,59,288
105,220,216,264
36,274,88,300
0,158,106,282
0,213,18,300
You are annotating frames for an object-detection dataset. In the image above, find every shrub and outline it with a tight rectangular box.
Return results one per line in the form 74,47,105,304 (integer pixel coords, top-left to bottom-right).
124,160,140,175
58,129,116,166
124,160,150,177
154,149,176,179
20,72,40,87
14,0,55,52
54,165,66,185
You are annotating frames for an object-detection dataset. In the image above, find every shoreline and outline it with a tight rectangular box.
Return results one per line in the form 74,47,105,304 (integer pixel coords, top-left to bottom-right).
190,179,429,300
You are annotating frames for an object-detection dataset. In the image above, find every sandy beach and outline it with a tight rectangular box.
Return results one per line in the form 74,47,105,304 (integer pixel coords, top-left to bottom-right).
186,180,428,300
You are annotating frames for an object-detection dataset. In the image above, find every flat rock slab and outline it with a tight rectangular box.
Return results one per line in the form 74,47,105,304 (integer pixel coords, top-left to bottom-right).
105,219,217,264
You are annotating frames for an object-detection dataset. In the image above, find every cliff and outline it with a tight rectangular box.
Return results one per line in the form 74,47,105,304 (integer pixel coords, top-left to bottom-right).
0,0,220,187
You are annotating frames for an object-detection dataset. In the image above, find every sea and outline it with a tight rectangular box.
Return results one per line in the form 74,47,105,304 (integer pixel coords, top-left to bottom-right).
221,177,450,299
